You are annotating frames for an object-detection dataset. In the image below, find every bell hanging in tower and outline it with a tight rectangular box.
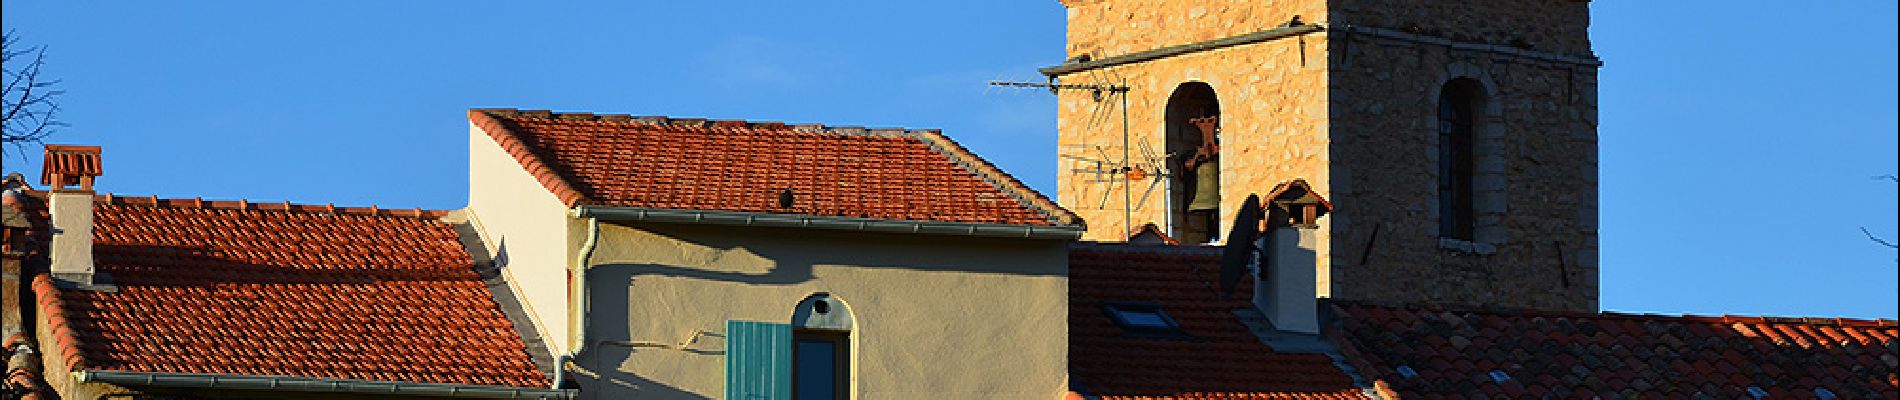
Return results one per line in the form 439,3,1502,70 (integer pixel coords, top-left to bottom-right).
1187,162,1221,211
1185,116,1222,212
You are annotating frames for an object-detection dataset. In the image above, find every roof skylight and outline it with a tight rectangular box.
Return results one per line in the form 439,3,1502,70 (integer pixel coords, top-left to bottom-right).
1115,308,1171,328
1102,302,1185,336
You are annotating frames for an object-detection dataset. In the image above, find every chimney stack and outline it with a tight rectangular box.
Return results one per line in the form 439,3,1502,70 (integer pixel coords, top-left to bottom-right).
1254,180,1330,334
40,145,110,290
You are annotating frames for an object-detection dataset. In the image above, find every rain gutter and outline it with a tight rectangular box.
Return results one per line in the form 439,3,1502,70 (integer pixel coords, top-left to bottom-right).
1038,22,1602,78
572,206,1085,240
1039,23,1324,77
76,370,578,399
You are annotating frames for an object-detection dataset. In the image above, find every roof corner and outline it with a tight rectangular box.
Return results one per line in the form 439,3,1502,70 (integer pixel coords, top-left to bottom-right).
904,129,1085,228
467,108,594,207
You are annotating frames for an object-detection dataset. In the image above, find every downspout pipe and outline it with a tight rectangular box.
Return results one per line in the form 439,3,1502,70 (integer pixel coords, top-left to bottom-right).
553,216,601,389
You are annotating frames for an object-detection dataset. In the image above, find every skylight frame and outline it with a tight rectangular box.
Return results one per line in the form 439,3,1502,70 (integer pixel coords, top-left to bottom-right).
1101,301,1189,338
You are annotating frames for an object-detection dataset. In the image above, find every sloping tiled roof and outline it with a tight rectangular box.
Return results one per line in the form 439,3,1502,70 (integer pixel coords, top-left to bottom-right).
1068,243,1367,399
4,333,50,400
469,109,1080,227
1331,302,1900,399
26,193,550,388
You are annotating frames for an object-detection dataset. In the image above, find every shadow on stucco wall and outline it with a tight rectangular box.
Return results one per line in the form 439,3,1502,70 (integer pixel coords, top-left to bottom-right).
570,264,728,399
572,342,713,400
566,222,1069,397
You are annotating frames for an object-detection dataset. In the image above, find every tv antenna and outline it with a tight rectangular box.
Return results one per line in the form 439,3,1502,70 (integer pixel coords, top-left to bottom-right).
990,71,1164,237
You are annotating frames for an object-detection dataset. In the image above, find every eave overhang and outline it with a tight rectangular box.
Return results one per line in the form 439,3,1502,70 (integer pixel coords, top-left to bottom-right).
573,205,1086,240
77,370,577,399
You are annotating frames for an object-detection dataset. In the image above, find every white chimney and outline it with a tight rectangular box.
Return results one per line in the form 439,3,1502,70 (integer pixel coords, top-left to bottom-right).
1258,226,1319,334
1253,180,1330,335
40,145,107,289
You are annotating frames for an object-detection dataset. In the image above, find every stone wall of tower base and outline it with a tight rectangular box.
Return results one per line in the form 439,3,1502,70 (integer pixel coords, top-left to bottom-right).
1053,0,1602,312
1323,31,1599,312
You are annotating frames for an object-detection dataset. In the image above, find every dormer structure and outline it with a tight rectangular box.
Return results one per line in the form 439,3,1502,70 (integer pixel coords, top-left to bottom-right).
1050,0,1601,311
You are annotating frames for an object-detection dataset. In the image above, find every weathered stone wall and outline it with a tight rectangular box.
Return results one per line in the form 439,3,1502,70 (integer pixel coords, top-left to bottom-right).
1332,0,1594,56
1054,0,1340,295
1322,0,1599,312
1061,0,1325,60
1054,0,1599,311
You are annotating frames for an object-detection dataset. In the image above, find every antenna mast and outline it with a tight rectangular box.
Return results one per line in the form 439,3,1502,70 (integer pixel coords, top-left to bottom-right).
989,78,1137,236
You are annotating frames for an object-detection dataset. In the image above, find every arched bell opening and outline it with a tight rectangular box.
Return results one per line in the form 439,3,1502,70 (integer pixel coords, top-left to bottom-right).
1164,82,1222,244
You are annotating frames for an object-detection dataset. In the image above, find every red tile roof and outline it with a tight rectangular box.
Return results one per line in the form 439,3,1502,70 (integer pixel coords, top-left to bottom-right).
4,333,50,400
1330,302,1900,399
1068,243,1368,399
1127,223,1182,245
25,193,549,388
469,109,1080,227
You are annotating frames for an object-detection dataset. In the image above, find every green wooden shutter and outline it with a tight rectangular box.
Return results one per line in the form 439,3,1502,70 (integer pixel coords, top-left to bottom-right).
726,320,792,400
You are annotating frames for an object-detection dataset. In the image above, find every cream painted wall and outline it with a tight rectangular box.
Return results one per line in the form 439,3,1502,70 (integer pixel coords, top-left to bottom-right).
573,222,1069,400
467,122,580,355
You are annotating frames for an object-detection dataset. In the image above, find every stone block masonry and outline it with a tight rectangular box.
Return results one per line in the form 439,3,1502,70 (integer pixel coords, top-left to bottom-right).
1053,0,1598,312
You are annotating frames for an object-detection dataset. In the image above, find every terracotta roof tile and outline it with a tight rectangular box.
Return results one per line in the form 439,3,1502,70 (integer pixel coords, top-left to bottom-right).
469,108,1080,227
1068,243,1366,399
23,193,549,388
1331,302,1900,398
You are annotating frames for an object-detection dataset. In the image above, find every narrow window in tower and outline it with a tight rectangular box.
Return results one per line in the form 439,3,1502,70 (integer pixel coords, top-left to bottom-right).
1438,80,1479,241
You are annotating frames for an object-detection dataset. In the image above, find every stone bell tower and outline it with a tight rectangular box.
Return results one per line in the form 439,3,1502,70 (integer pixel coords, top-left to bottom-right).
1049,0,1600,312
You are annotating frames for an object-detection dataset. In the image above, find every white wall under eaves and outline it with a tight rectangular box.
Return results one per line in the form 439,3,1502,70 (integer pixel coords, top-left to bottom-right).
467,121,580,356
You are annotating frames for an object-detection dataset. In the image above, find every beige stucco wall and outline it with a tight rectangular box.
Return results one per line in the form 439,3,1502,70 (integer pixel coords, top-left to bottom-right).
571,222,1068,399
1055,0,1336,294
467,121,583,355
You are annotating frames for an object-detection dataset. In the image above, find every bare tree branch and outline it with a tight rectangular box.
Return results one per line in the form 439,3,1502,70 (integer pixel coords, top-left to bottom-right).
1867,174,1899,251
2,30,66,158
1861,227,1898,250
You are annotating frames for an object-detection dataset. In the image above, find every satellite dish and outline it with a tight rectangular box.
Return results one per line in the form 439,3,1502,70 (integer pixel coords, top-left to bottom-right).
1219,194,1265,298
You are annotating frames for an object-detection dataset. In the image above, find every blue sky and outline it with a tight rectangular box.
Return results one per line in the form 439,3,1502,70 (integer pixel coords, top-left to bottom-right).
4,2,1894,319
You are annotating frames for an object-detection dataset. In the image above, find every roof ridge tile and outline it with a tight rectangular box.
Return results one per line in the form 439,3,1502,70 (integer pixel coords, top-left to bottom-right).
906,128,1082,226
1336,301,1900,329
24,190,451,220
467,109,593,206
470,108,1082,227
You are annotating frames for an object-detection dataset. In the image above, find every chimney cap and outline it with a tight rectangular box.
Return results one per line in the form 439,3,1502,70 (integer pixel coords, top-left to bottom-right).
41,144,103,191
1264,179,1331,227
